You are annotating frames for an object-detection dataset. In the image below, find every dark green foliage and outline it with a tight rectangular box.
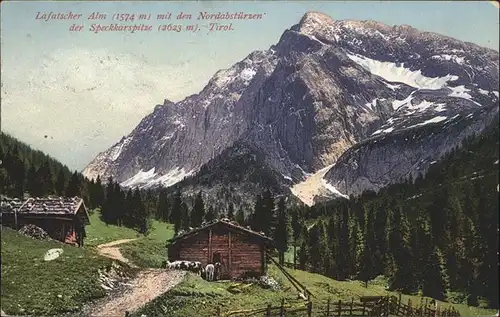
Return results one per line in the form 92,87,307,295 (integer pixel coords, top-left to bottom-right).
0,132,154,235
286,117,499,309
249,189,276,235
171,188,183,234
156,189,170,222
227,202,235,220
274,197,289,265
190,191,205,227
205,206,216,222
235,206,246,225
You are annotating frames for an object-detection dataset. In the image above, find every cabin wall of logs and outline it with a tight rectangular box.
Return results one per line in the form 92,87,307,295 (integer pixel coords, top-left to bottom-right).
168,223,269,279
1,213,84,246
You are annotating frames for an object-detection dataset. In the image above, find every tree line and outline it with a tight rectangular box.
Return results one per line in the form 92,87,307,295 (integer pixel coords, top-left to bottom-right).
284,121,499,309
0,133,156,234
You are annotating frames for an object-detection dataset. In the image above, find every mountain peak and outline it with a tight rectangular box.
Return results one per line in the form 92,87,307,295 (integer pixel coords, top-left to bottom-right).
297,11,335,32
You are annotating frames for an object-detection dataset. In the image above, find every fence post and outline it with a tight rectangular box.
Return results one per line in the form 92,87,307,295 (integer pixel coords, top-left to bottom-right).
397,293,402,315
280,298,285,317
326,298,330,317
361,301,366,316
307,301,313,317
420,297,424,317
350,298,354,316
337,300,342,317
217,307,221,317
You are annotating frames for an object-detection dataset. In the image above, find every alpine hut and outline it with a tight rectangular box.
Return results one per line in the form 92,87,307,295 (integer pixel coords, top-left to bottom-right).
0,196,90,247
167,218,274,279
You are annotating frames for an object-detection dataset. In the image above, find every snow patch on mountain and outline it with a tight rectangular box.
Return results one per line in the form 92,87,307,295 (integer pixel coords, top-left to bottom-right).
405,116,448,129
121,168,157,187
120,167,193,188
449,85,473,99
346,53,459,90
110,137,132,161
392,93,415,110
385,83,401,91
372,127,395,136
431,54,466,65
240,68,257,81
322,179,349,199
365,99,377,111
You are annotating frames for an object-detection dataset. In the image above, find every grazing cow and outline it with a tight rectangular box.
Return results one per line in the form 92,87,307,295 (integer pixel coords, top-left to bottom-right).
205,264,215,281
214,262,221,281
192,261,202,274
166,260,179,269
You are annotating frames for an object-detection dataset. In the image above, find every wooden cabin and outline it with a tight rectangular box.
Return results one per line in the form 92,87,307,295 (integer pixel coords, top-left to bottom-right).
0,196,90,247
167,219,274,279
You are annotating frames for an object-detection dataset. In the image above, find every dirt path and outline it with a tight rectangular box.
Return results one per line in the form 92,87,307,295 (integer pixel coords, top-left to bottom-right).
86,238,186,316
96,238,139,267
87,269,186,317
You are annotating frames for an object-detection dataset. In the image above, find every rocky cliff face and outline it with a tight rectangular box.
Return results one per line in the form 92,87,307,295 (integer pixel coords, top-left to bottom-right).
323,104,499,198
83,12,499,204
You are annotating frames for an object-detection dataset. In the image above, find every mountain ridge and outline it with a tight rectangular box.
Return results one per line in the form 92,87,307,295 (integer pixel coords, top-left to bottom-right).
83,11,499,205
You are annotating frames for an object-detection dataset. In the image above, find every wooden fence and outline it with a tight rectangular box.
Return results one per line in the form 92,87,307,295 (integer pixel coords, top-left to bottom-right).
218,295,462,317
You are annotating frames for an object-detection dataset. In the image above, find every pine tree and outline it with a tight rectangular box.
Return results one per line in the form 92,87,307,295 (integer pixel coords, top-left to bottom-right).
387,205,416,292
55,168,66,196
308,223,323,272
94,175,105,207
298,238,309,271
205,206,216,222
422,246,450,300
250,194,264,232
227,202,235,219
34,161,53,196
132,188,149,234
26,166,38,196
6,147,25,197
274,197,289,265
235,206,246,225
180,202,190,230
157,190,170,222
124,189,134,227
114,183,124,226
261,189,276,236
65,171,81,198
0,167,10,195
291,207,302,269
190,191,205,227
101,177,115,224
171,188,182,234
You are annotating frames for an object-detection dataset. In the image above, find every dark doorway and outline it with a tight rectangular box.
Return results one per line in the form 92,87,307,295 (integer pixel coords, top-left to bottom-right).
213,252,221,263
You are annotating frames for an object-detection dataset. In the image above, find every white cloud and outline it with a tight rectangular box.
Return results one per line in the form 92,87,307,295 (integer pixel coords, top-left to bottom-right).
1,48,206,171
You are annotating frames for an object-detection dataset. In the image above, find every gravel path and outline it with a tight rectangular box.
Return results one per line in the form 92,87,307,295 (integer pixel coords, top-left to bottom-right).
96,238,139,267
82,239,186,316
87,269,186,317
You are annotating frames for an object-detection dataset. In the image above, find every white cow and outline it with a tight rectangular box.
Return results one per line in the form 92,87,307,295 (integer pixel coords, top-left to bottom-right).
205,264,215,281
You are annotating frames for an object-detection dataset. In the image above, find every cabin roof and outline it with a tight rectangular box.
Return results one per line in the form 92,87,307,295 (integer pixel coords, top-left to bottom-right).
168,218,274,245
0,196,90,225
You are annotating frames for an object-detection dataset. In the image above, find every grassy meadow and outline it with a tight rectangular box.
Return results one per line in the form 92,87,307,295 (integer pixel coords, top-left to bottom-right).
0,226,127,316
131,263,496,317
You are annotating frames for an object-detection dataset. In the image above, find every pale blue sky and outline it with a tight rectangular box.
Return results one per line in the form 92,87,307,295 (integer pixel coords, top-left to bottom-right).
1,1,498,171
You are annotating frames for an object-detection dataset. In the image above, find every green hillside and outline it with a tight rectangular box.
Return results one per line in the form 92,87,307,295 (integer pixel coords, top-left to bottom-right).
0,226,133,316
290,116,499,309
131,265,495,317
